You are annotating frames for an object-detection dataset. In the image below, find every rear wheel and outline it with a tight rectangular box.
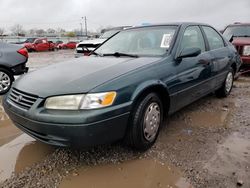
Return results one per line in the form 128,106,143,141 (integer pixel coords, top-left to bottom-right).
215,69,234,98
0,68,13,95
125,93,163,150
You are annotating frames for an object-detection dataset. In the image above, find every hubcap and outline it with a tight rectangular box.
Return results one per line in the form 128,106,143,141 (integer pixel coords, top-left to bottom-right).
0,71,11,92
225,72,233,93
143,102,161,142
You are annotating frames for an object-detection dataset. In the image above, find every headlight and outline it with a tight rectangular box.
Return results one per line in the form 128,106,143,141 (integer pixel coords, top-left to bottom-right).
45,92,116,110
243,45,250,56
45,95,84,110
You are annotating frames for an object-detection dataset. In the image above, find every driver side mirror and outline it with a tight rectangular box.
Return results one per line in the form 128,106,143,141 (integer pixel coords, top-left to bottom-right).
177,47,201,60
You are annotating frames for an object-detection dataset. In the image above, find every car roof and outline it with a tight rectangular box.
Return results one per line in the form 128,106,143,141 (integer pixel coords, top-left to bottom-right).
226,23,250,27
125,22,211,30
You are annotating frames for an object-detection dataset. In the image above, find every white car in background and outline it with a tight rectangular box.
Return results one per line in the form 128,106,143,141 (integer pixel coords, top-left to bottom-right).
75,26,130,57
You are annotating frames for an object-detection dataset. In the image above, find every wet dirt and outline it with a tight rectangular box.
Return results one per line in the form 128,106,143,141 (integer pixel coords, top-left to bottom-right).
60,159,191,188
0,97,21,146
0,134,54,182
0,51,250,188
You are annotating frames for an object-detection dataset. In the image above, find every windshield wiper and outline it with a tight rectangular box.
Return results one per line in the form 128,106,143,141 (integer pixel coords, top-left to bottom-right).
233,35,250,37
90,51,101,57
102,52,139,58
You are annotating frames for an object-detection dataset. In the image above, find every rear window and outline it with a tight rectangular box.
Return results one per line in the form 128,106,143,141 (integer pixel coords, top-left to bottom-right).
202,26,225,50
223,25,250,40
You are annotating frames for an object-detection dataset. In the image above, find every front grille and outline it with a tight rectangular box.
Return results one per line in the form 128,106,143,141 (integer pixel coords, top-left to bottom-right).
235,45,244,55
8,88,38,110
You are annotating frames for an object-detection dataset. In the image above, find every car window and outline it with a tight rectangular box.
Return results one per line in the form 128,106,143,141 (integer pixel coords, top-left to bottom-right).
180,26,205,53
35,40,42,44
202,26,225,50
95,26,177,56
223,25,250,40
99,30,120,39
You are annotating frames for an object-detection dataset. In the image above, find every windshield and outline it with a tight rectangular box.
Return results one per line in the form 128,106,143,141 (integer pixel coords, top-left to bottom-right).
223,25,250,40
99,30,120,39
95,26,177,56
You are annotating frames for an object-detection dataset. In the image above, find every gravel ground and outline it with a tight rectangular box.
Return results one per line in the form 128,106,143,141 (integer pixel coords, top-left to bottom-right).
0,51,250,188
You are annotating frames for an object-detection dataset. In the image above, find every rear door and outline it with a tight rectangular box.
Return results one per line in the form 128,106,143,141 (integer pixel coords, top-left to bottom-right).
201,26,231,88
173,25,215,111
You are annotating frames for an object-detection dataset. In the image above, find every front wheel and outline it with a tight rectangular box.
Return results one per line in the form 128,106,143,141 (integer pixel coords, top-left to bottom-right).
0,68,13,95
125,93,163,150
215,69,234,98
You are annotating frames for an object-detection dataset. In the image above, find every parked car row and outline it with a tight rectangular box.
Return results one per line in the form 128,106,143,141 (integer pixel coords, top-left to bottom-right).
14,38,77,52
3,22,242,151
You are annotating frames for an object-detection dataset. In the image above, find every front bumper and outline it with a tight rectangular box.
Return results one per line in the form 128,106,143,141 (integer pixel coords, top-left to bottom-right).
3,96,131,147
241,56,250,65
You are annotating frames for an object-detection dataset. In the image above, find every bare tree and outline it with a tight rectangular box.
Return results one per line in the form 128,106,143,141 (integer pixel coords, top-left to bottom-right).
28,28,36,36
0,27,4,40
47,28,56,34
56,27,66,33
11,24,24,36
0,27,4,36
35,29,45,36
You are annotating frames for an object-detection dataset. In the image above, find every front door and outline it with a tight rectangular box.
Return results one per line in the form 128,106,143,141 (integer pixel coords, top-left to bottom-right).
173,25,214,111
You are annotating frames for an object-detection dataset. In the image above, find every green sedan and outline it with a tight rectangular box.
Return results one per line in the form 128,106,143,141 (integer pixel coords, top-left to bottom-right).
3,22,241,150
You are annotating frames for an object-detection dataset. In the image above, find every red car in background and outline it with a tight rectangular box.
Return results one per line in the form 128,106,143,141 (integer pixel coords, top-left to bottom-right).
223,23,250,68
61,42,77,49
54,41,63,49
25,38,56,52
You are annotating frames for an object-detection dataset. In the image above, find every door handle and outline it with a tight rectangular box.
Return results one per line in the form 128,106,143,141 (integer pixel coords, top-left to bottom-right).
198,59,211,66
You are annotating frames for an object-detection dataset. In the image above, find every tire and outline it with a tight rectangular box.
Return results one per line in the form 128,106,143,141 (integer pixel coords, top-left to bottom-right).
215,68,234,98
125,93,163,150
0,68,14,95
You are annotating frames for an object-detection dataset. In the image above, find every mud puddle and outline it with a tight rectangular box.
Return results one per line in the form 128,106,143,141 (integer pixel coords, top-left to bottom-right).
0,97,22,146
187,111,229,128
204,132,250,187
60,159,191,188
0,134,54,182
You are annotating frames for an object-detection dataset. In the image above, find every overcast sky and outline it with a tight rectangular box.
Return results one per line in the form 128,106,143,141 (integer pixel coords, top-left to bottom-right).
0,0,249,32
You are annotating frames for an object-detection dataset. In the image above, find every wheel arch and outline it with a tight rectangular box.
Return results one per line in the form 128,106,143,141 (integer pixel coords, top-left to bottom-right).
0,65,14,80
131,80,170,117
231,62,237,75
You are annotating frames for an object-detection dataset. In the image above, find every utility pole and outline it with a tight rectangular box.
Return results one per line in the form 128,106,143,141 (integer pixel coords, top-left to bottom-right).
84,16,88,38
80,23,83,36
81,16,88,38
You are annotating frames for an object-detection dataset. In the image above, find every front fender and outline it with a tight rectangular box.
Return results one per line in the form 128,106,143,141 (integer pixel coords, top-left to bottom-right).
131,80,169,101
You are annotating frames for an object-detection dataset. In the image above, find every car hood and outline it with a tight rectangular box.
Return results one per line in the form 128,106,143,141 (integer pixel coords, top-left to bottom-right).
14,56,161,98
232,37,250,46
78,38,106,45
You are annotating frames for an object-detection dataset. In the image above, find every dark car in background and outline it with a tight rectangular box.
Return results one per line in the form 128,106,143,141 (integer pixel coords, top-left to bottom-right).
0,42,28,94
223,23,250,67
15,37,37,45
3,23,241,150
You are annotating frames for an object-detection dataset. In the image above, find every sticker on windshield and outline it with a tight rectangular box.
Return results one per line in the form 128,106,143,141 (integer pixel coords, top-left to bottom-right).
160,34,172,48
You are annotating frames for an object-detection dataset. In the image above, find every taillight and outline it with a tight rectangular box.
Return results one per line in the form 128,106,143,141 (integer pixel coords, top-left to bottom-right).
17,48,28,58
